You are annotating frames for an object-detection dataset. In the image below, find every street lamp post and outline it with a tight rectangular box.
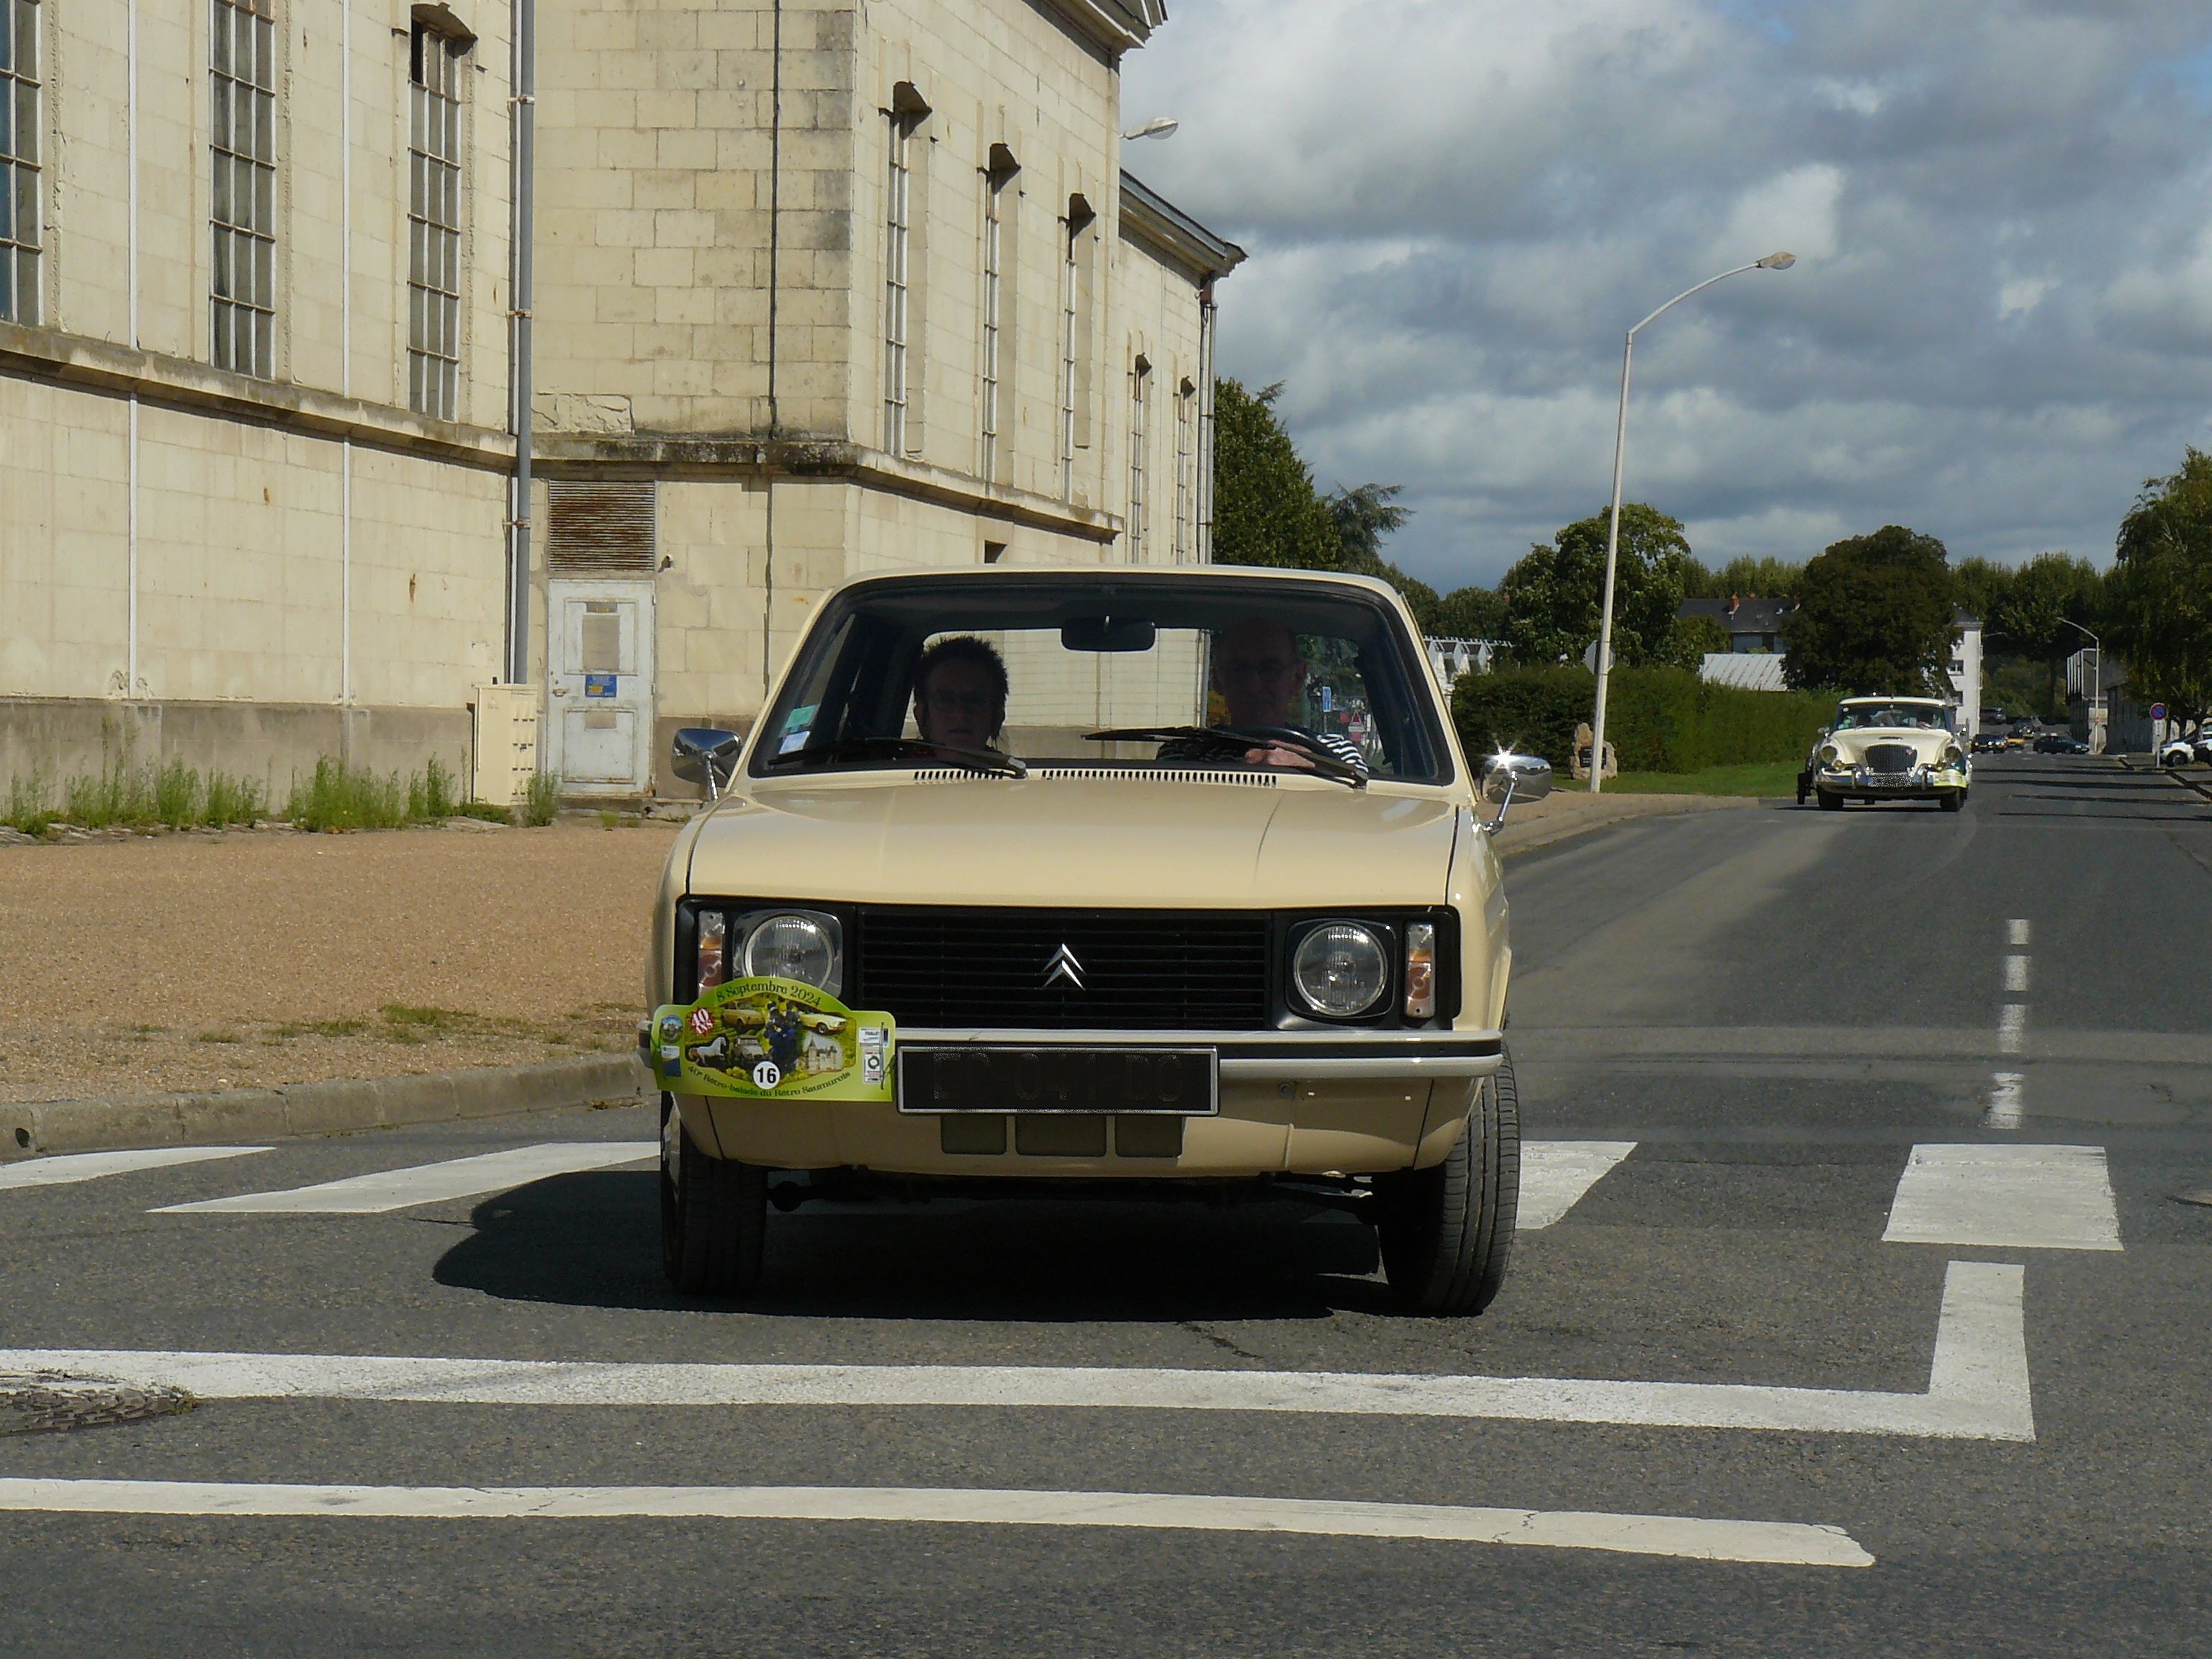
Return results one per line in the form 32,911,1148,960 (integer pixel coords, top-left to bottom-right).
2060,617,2104,755
1587,252,1797,791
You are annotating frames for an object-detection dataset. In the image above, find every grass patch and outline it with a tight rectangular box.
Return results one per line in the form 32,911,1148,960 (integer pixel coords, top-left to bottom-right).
453,799,513,824
521,772,562,827
4,773,57,837
1608,761,1804,797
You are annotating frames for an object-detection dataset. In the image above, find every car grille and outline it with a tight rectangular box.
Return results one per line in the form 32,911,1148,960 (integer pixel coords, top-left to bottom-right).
1864,744,1917,774
851,907,1272,1030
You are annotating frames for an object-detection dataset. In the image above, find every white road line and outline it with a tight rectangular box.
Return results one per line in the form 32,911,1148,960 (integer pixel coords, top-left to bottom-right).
1980,1073,2025,1132
1884,1144,2119,1251
0,1146,273,1191
153,1143,657,1215
2008,919,2030,946
0,1262,2036,1440
0,1478,1873,1566
1997,1004,2026,1055
2003,956,2029,993
1518,1141,1637,1229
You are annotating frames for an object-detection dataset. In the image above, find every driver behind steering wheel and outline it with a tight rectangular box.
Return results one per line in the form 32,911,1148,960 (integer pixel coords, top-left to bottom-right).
1163,617,1368,774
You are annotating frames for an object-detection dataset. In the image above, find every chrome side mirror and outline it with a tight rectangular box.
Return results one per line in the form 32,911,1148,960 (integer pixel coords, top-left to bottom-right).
671,727,743,800
1479,752,1553,833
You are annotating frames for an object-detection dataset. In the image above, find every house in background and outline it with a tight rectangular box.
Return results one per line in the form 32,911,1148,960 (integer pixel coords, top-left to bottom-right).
1680,595,1794,654
1946,608,1984,739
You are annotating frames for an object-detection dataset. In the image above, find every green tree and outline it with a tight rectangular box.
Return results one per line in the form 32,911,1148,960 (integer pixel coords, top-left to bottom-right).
1322,480,1444,629
1210,379,1341,572
1433,585,1507,640
1992,552,2105,714
1660,612,1732,668
1782,525,1958,695
1684,554,1804,600
1953,556,2014,634
1500,503,1695,667
2108,450,2212,717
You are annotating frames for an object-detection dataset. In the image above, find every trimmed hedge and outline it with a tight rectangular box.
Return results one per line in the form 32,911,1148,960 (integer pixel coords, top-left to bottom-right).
1452,665,1835,773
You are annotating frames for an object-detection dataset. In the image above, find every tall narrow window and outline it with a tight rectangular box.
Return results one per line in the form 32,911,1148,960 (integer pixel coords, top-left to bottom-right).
0,0,42,325
408,22,466,420
882,112,913,454
1127,357,1151,563
210,0,277,377
1173,377,1195,564
978,171,1004,480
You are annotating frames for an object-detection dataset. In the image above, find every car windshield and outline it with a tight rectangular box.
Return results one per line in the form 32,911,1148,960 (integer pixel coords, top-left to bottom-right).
749,575,1453,783
1834,703,1951,732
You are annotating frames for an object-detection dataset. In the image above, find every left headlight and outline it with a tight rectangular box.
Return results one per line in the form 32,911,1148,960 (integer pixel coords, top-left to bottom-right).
1818,744,1840,768
1292,923,1390,1018
739,910,842,994
1941,744,1964,766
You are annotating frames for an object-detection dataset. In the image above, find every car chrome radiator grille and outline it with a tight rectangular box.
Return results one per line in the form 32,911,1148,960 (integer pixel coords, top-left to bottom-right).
1864,744,1917,774
852,907,1272,1030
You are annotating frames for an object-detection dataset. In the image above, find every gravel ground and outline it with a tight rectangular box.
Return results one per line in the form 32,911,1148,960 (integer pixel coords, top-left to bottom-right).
0,819,681,1104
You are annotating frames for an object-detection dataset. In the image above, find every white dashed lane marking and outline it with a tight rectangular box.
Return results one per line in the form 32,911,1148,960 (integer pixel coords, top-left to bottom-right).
1883,1144,2120,1251
1997,1004,2027,1056
153,1143,655,1215
2008,919,2030,947
0,1147,272,1191
1517,1141,1637,1228
0,1479,1873,1566
0,1262,2037,1440
2004,956,2029,993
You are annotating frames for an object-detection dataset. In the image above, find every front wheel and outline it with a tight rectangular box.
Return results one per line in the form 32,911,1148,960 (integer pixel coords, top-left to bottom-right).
1817,789,1845,811
661,1094,766,1295
1375,1051,1521,1315
1939,790,1964,812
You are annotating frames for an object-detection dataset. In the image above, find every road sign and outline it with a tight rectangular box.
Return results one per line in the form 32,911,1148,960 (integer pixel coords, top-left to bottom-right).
2151,703,2166,721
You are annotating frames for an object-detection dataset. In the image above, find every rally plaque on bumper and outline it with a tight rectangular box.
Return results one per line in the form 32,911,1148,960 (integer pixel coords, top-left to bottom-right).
898,1047,1220,1115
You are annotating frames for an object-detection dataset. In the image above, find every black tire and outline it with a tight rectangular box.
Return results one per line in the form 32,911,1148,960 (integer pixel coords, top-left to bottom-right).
1939,790,1964,812
1375,1049,1521,1315
1817,789,1845,811
660,1093,766,1295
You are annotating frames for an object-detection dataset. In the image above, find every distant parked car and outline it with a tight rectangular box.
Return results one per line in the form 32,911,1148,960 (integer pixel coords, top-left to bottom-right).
1972,732,2008,755
2033,733,2075,754
2158,735,2197,768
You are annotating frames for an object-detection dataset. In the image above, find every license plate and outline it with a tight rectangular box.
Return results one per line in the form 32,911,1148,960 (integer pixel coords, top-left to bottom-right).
898,1047,1218,1115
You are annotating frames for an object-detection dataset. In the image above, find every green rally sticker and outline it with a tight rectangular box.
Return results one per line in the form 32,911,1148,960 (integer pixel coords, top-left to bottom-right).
651,976,896,1102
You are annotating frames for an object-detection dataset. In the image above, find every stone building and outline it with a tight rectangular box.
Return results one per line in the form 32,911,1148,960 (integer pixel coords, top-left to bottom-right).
0,0,1240,801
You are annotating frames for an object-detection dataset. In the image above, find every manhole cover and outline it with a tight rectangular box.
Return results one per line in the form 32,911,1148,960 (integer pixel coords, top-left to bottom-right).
0,1371,194,1435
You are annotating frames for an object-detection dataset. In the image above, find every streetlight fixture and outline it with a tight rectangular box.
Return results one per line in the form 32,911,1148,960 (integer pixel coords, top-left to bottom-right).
2060,617,2105,755
1587,251,1797,791
1123,117,1179,141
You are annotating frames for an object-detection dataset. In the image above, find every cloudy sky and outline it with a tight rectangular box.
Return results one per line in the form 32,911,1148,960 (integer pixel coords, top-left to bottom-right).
1121,0,2212,590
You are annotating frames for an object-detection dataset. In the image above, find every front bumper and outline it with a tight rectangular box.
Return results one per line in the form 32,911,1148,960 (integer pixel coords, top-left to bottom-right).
1817,764,1969,798
894,1026,1504,1082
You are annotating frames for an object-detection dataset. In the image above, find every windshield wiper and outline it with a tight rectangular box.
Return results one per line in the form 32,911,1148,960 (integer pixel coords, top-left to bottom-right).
774,736,1028,778
1085,726,1367,788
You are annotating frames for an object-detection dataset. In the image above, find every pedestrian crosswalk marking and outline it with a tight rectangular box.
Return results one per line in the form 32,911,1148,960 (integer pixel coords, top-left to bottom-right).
0,1262,2034,1440
1519,1141,1637,1228
1883,1143,2121,1251
0,1478,1873,1566
0,1146,273,1192
153,1142,656,1215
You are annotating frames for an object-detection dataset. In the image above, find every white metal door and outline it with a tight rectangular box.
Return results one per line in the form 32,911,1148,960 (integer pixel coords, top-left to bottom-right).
547,580,655,795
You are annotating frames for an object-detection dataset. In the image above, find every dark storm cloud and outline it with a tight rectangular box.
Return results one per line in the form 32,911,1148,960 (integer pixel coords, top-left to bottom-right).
1123,0,2212,585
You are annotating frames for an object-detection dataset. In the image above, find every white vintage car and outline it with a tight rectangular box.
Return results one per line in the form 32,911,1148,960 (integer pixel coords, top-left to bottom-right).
642,566,1552,1314
1799,696,1972,811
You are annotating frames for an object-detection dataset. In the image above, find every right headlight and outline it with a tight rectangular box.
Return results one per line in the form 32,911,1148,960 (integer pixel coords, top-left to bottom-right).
691,905,845,998
1292,923,1390,1018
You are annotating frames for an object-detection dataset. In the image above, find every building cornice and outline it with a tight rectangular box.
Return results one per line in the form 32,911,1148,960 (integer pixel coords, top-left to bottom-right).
0,322,513,470
1033,0,1164,53
532,434,1124,544
1119,171,1246,282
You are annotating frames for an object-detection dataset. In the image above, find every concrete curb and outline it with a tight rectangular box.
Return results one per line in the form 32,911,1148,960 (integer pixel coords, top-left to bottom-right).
3,1053,655,1161
1493,793,1762,858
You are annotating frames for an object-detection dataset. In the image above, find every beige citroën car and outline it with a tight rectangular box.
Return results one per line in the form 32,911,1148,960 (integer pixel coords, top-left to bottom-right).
643,566,1550,1314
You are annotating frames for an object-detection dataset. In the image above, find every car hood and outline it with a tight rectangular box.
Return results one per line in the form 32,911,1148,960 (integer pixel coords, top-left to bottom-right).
1827,728,1958,764
685,774,1463,908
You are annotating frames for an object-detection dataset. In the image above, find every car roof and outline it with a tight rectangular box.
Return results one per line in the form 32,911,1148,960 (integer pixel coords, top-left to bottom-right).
833,563,1409,601
1840,696,1945,706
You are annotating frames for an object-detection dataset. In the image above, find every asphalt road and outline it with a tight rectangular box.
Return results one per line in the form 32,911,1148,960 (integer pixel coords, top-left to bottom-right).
3,753,2209,1656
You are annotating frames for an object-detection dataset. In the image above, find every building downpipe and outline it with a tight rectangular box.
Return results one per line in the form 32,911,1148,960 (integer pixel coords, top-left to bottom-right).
505,0,536,685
